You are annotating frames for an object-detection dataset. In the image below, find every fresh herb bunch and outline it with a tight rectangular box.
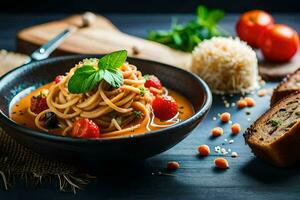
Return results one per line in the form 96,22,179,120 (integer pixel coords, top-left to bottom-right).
148,5,225,52
68,50,127,94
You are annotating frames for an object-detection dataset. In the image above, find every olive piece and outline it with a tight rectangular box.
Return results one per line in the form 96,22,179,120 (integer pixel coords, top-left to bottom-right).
43,112,58,129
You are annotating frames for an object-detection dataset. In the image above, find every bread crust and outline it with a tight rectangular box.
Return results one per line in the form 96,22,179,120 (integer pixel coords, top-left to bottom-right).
271,68,300,106
244,91,300,167
271,89,299,106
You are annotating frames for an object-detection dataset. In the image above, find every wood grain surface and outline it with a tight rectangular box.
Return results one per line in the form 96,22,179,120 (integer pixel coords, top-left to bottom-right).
259,50,300,81
17,14,191,71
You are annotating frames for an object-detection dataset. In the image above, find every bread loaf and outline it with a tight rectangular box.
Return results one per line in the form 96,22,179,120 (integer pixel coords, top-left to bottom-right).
245,91,300,167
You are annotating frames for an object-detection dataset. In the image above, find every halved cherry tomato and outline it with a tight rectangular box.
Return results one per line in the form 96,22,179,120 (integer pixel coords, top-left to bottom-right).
71,118,100,138
236,10,274,48
258,24,299,62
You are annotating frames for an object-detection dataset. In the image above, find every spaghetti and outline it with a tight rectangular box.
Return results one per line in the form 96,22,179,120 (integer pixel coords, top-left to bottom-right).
11,57,194,139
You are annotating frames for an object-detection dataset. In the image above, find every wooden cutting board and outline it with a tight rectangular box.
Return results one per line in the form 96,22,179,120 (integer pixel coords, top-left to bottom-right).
16,14,300,81
0,50,29,76
17,14,191,71
258,50,300,81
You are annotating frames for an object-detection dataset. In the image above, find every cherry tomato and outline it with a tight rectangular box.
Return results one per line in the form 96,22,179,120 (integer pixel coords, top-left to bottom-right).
54,75,64,84
258,24,299,62
152,95,178,121
71,118,100,139
236,10,274,48
30,95,48,114
144,75,162,89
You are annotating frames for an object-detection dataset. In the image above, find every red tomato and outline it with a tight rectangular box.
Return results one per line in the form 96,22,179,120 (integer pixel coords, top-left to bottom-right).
236,10,274,48
152,95,178,121
30,95,48,114
71,118,100,139
54,75,64,84
258,24,299,62
144,75,162,89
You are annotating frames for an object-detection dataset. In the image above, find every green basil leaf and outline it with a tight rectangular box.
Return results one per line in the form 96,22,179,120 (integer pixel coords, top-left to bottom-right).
68,65,100,93
68,50,127,94
207,9,224,26
103,69,123,88
99,50,127,70
197,5,208,25
173,32,182,46
74,65,97,74
147,5,225,52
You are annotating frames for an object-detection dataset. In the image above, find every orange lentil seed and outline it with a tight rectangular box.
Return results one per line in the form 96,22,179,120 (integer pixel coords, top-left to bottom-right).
245,97,255,107
167,161,180,170
257,89,267,97
211,127,223,137
237,99,247,109
231,123,241,135
198,145,210,156
220,112,231,123
214,157,229,169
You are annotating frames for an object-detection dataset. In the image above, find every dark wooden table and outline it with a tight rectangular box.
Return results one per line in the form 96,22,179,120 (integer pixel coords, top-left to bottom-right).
1,13,300,200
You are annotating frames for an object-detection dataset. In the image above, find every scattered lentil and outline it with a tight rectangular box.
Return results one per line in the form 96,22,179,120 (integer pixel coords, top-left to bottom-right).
231,123,241,135
237,99,247,109
198,145,210,156
245,97,255,107
167,161,180,170
211,127,223,137
220,112,231,123
257,89,267,97
214,158,229,169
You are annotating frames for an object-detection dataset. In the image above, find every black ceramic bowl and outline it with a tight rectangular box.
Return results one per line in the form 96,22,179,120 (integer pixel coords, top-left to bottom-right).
0,55,212,161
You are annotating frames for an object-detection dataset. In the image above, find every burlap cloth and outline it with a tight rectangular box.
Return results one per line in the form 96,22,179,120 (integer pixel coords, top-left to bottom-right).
0,50,92,193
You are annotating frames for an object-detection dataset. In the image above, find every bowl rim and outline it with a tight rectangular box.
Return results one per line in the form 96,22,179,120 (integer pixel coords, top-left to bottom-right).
0,55,212,144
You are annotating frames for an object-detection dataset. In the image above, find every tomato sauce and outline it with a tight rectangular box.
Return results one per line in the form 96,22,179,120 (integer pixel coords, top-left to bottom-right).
10,83,194,138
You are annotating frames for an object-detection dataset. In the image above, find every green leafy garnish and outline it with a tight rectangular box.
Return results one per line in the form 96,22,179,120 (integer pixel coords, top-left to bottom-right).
296,111,300,116
144,74,150,80
40,89,49,97
139,86,146,97
148,5,226,52
68,50,127,94
133,111,142,118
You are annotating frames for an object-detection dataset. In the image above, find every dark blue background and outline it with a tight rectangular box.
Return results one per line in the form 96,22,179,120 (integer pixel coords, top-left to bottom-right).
1,0,300,13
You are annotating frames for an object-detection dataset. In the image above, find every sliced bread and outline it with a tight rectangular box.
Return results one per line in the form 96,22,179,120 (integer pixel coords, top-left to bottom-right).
244,91,300,167
271,68,300,106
